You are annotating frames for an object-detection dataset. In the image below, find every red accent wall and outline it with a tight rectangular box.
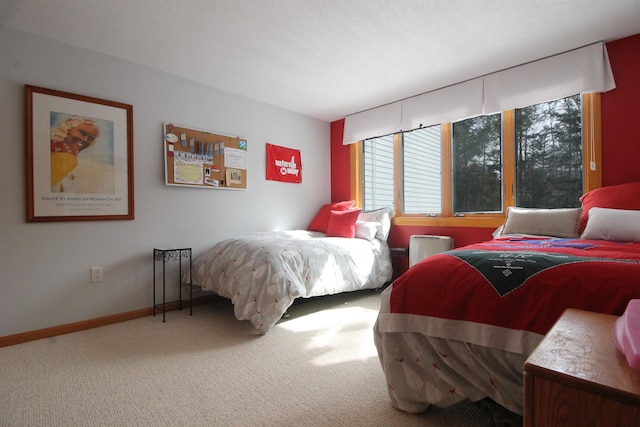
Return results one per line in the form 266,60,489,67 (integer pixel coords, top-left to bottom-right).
601,34,640,186
330,33,640,250
330,119,351,202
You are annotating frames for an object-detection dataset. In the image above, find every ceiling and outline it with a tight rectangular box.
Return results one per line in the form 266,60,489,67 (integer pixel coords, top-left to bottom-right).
2,0,640,122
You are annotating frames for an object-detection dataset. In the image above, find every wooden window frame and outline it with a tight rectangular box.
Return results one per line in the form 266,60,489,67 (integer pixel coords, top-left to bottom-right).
351,93,602,228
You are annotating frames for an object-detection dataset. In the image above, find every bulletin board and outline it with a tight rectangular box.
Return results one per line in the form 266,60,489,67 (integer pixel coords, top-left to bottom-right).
163,123,247,190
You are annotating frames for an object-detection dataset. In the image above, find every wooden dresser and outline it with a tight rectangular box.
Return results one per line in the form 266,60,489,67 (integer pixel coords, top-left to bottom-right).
524,308,640,427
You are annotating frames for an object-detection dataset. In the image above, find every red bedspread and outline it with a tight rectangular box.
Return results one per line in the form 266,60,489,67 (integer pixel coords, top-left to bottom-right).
390,237,640,336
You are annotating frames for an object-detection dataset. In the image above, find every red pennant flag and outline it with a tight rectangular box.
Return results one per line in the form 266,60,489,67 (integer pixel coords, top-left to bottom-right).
266,143,302,183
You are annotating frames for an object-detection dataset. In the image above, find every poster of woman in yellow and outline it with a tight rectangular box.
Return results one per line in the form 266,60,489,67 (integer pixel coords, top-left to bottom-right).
50,113,115,193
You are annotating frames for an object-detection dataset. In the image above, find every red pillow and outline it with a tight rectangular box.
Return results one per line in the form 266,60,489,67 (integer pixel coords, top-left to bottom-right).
307,201,355,233
579,182,640,234
326,209,361,238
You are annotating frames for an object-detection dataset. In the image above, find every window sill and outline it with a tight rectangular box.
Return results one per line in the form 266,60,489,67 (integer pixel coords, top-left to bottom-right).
392,215,505,228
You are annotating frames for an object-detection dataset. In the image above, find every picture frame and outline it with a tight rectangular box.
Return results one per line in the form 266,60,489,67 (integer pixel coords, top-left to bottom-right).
25,85,134,222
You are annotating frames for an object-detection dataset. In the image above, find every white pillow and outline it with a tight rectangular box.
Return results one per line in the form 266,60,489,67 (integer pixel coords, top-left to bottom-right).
354,221,380,241
357,207,395,240
500,207,581,238
581,207,640,242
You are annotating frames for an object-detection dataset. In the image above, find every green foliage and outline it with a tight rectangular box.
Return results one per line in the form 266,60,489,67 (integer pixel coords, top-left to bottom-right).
452,95,582,213
452,114,502,212
515,95,582,208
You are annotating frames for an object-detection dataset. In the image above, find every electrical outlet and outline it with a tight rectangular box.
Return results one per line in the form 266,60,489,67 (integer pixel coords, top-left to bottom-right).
90,267,103,282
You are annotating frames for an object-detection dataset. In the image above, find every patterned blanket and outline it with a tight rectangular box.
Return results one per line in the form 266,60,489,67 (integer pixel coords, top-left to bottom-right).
388,237,640,335
190,230,392,332
447,240,640,297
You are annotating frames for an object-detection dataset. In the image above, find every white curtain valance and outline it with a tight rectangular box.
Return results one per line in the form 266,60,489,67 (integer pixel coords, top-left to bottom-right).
401,77,484,132
483,42,616,114
342,42,616,145
343,102,402,145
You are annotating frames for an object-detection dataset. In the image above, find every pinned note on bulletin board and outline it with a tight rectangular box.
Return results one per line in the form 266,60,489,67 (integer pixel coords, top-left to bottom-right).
163,123,247,190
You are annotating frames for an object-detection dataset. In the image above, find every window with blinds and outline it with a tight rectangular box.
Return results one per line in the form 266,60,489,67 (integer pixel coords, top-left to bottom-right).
403,126,442,214
358,93,600,227
362,135,394,210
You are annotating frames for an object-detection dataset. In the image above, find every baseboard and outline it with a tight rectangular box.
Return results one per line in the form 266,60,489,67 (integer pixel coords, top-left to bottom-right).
0,295,219,348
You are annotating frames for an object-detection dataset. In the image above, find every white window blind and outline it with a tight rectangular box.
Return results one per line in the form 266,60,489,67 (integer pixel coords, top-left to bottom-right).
342,42,615,145
343,102,402,145
362,135,394,210
403,126,442,214
483,42,616,114
401,78,484,132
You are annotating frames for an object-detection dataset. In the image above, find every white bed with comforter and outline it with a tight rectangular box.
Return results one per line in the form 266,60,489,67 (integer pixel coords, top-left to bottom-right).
190,204,394,333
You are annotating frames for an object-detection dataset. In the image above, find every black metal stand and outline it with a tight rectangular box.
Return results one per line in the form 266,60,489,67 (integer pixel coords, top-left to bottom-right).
153,247,192,322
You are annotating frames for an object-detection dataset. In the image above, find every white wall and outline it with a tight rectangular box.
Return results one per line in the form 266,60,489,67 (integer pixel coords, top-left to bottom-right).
0,27,330,337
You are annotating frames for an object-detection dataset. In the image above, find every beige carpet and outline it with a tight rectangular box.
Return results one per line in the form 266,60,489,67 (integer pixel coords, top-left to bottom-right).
0,290,501,426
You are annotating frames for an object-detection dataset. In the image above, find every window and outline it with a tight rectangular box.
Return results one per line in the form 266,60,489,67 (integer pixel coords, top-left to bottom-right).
402,126,442,214
362,135,394,210
354,93,601,228
514,94,582,208
452,114,502,213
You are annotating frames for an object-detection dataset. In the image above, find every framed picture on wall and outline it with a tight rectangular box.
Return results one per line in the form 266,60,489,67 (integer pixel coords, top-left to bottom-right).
25,85,134,222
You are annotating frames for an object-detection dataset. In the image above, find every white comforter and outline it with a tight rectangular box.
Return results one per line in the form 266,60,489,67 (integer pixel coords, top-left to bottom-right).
191,230,392,332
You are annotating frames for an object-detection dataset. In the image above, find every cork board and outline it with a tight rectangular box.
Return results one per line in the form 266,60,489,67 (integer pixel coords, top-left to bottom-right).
163,123,247,189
